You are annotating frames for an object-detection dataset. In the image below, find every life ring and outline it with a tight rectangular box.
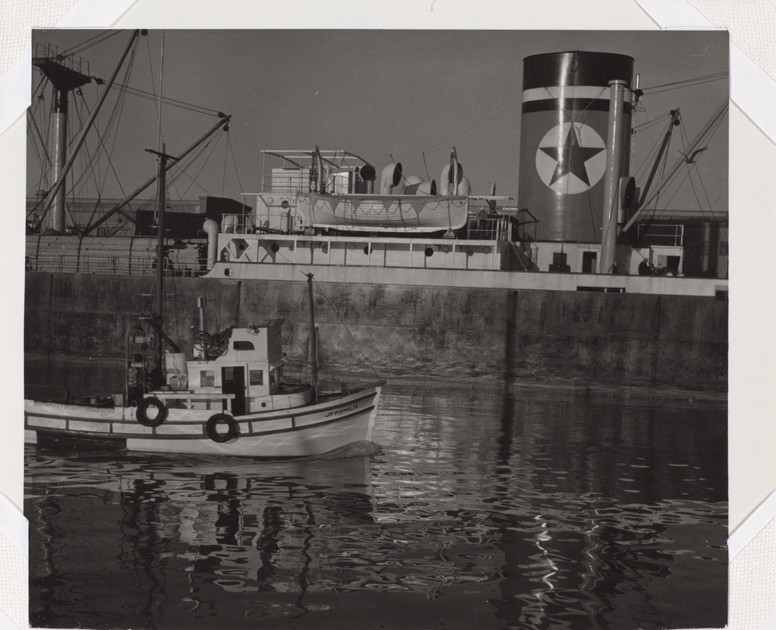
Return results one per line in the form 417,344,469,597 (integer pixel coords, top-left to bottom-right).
205,413,239,443
136,396,168,427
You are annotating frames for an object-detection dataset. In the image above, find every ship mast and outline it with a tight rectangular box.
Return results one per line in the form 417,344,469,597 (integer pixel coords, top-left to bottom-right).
599,79,628,274
33,30,141,233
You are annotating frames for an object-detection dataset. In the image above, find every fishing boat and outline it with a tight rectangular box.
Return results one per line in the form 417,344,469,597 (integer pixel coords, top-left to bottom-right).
24,272,383,457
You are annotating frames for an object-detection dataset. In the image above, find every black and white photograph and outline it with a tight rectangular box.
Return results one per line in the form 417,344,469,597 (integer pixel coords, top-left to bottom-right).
22,25,729,629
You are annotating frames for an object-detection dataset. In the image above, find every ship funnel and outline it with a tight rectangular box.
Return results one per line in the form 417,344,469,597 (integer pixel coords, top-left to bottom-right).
518,51,634,242
379,162,403,194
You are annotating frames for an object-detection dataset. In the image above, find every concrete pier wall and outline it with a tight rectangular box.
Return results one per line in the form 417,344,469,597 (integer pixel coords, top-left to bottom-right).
24,272,727,397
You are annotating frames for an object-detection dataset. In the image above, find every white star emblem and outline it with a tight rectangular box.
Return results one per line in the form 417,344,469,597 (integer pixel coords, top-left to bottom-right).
535,122,607,194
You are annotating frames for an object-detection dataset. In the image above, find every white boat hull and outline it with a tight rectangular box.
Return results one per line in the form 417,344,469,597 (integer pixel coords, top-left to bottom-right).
25,385,382,457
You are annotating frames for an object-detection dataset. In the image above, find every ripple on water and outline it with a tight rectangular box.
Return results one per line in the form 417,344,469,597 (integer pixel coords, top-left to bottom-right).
25,381,727,629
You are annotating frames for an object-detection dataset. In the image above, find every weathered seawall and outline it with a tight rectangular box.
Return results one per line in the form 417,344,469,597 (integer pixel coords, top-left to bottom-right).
24,272,728,397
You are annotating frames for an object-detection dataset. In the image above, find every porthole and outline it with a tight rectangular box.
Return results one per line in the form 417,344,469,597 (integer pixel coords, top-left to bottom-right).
424,247,434,257
271,242,280,253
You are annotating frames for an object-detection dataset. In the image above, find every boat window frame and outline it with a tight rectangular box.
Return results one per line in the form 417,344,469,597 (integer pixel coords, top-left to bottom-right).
233,340,255,351
249,369,264,386
200,369,215,387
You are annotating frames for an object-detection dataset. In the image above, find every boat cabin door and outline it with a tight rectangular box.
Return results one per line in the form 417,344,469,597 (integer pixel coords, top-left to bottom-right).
221,366,246,416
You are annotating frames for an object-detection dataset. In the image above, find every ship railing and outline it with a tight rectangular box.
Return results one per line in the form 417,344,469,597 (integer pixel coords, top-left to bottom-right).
514,208,540,242
465,215,511,241
223,212,295,236
216,232,504,271
33,43,90,76
636,222,684,246
221,213,255,234
26,252,210,277
153,391,235,411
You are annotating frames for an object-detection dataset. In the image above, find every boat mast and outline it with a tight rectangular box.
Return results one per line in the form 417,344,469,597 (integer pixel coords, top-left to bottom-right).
145,144,178,383
306,273,319,402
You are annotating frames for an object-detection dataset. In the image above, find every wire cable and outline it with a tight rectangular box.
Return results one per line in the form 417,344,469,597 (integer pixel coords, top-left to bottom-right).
165,133,223,202
631,111,673,133
226,131,245,194
639,71,728,95
61,30,123,59
115,83,223,116
69,50,136,201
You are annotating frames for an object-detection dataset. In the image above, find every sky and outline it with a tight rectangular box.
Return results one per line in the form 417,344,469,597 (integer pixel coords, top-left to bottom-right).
26,28,729,216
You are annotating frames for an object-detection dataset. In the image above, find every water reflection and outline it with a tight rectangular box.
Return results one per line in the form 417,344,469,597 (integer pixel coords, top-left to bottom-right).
369,382,726,629
27,455,376,627
26,381,727,629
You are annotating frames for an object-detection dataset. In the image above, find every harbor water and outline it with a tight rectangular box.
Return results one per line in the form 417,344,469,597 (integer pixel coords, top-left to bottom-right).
25,379,727,629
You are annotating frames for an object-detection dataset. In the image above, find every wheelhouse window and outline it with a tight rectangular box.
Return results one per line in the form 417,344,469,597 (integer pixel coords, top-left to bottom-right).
200,370,215,387
249,369,263,386
233,341,255,351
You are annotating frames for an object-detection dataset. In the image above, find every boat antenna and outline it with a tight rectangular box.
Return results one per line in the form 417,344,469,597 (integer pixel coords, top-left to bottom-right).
306,273,319,403
156,30,165,155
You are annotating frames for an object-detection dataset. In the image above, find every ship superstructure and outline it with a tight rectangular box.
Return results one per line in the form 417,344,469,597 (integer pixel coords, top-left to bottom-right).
25,40,728,297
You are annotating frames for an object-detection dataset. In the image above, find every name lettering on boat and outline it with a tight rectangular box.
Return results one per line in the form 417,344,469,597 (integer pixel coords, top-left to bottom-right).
325,403,357,418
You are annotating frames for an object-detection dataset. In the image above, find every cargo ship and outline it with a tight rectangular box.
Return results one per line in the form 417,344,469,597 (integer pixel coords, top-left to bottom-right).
24,31,729,391
26,31,728,294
